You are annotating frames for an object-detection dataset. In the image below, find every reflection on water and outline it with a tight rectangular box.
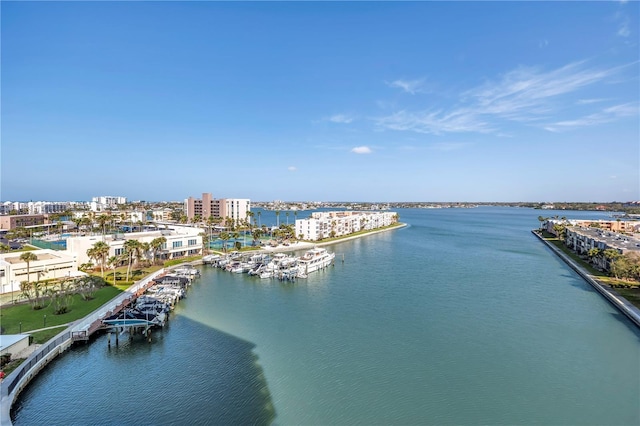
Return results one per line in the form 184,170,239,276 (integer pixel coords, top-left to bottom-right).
12,316,275,425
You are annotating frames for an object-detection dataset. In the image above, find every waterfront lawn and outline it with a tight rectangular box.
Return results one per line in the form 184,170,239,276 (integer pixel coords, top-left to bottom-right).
164,255,202,268
0,285,122,344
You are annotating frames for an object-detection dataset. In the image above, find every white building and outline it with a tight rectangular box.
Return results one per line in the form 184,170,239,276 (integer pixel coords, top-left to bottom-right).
295,211,398,241
65,226,203,265
27,201,69,215
0,249,81,295
90,196,127,212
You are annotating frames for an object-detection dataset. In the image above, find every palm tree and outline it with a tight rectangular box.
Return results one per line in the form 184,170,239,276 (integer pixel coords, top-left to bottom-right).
0,243,9,253
124,239,142,282
96,214,111,240
20,251,38,284
286,211,289,225
90,241,110,278
275,210,280,227
257,211,262,228
219,232,230,252
150,237,167,265
107,255,119,284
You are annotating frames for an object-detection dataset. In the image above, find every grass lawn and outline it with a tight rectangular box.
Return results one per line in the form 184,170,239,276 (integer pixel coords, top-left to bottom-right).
0,285,123,344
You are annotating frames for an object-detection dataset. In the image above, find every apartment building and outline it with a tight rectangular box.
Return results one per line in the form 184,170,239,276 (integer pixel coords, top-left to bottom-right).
295,211,398,241
66,226,203,265
0,214,46,230
184,193,250,224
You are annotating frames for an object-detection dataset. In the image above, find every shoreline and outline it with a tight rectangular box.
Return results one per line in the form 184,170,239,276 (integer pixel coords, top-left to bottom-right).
245,222,408,254
531,230,640,329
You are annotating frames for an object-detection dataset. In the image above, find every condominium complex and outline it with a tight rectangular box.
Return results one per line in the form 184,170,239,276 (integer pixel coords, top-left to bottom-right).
295,211,398,241
90,196,127,211
0,214,46,230
65,226,203,265
184,193,250,224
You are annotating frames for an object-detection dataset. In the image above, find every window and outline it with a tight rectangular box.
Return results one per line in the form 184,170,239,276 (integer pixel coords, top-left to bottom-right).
188,239,197,246
115,248,124,255
172,241,183,249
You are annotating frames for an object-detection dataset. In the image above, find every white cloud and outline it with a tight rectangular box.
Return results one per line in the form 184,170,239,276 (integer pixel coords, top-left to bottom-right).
538,39,549,48
428,142,471,152
544,102,639,132
288,166,297,172
351,146,372,154
328,114,354,124
618,21,630,37
387,78,426,95
376,60,634,135
576,98,608,105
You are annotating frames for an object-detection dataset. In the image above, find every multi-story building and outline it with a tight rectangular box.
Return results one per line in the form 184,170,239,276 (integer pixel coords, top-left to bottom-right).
184,193,250,224
0,249,80,295
0,214,46,230
90,196,127,212
65,226,203,265
565,226,640,271
27,201,69,215
295,211,398,241
151,209,173,222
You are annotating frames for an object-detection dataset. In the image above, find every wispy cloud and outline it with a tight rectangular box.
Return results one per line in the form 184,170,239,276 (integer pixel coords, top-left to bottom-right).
544,102,639,132
376,109,493,135
328,114,354,124
387,78,427,95
576,98,608,105
429,142,471,152
538,39,549,48
288,166,297,172
351,146,372,154
376,60,634,135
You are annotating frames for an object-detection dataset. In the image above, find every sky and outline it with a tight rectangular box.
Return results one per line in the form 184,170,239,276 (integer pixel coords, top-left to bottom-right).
1,1,639,203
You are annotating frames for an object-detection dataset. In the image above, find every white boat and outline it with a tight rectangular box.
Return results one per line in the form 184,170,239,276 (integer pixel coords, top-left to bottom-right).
297,247,335,274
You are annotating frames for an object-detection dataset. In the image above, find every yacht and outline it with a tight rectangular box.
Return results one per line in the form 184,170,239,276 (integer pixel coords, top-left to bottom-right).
297,247,335,274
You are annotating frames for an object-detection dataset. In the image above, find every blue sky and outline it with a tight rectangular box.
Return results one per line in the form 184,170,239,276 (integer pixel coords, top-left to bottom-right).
2,1,638,202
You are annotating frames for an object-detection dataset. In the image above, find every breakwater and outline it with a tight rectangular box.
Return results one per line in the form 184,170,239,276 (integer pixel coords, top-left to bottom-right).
531,230,640,328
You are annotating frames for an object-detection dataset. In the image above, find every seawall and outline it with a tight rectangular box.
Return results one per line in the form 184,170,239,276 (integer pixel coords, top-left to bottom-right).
531,230,640,329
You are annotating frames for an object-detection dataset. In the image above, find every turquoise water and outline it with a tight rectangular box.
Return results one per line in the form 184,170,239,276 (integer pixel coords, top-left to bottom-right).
12,207,640,425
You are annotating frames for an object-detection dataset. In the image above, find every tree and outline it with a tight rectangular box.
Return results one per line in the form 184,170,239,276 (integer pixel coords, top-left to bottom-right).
150,237,167,265
20,251,38,285
87,241,110,278
0,243,10,253
96,214,111,239
199,232,210,255
107,255,119,284
47,278,75,314
124,239,142,282
275,210,280,227
552,223,566,242
219,232,230,252
286,211,290,225
257,211,261,227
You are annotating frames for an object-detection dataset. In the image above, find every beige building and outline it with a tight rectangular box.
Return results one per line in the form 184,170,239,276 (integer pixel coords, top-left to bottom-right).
0,214,46,230
0,249,80,295
184,193,250,224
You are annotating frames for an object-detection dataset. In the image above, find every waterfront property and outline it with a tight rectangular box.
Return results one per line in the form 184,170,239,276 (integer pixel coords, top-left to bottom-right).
0,249,82,295
184,192,250,224
294,210,398,241
65,227,203,265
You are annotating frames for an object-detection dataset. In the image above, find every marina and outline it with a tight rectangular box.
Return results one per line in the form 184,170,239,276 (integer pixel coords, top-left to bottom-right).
204,247,335,281
8,207,640,425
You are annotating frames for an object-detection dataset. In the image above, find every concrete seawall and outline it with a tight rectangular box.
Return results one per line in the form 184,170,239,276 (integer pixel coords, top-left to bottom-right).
531,230,640,329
